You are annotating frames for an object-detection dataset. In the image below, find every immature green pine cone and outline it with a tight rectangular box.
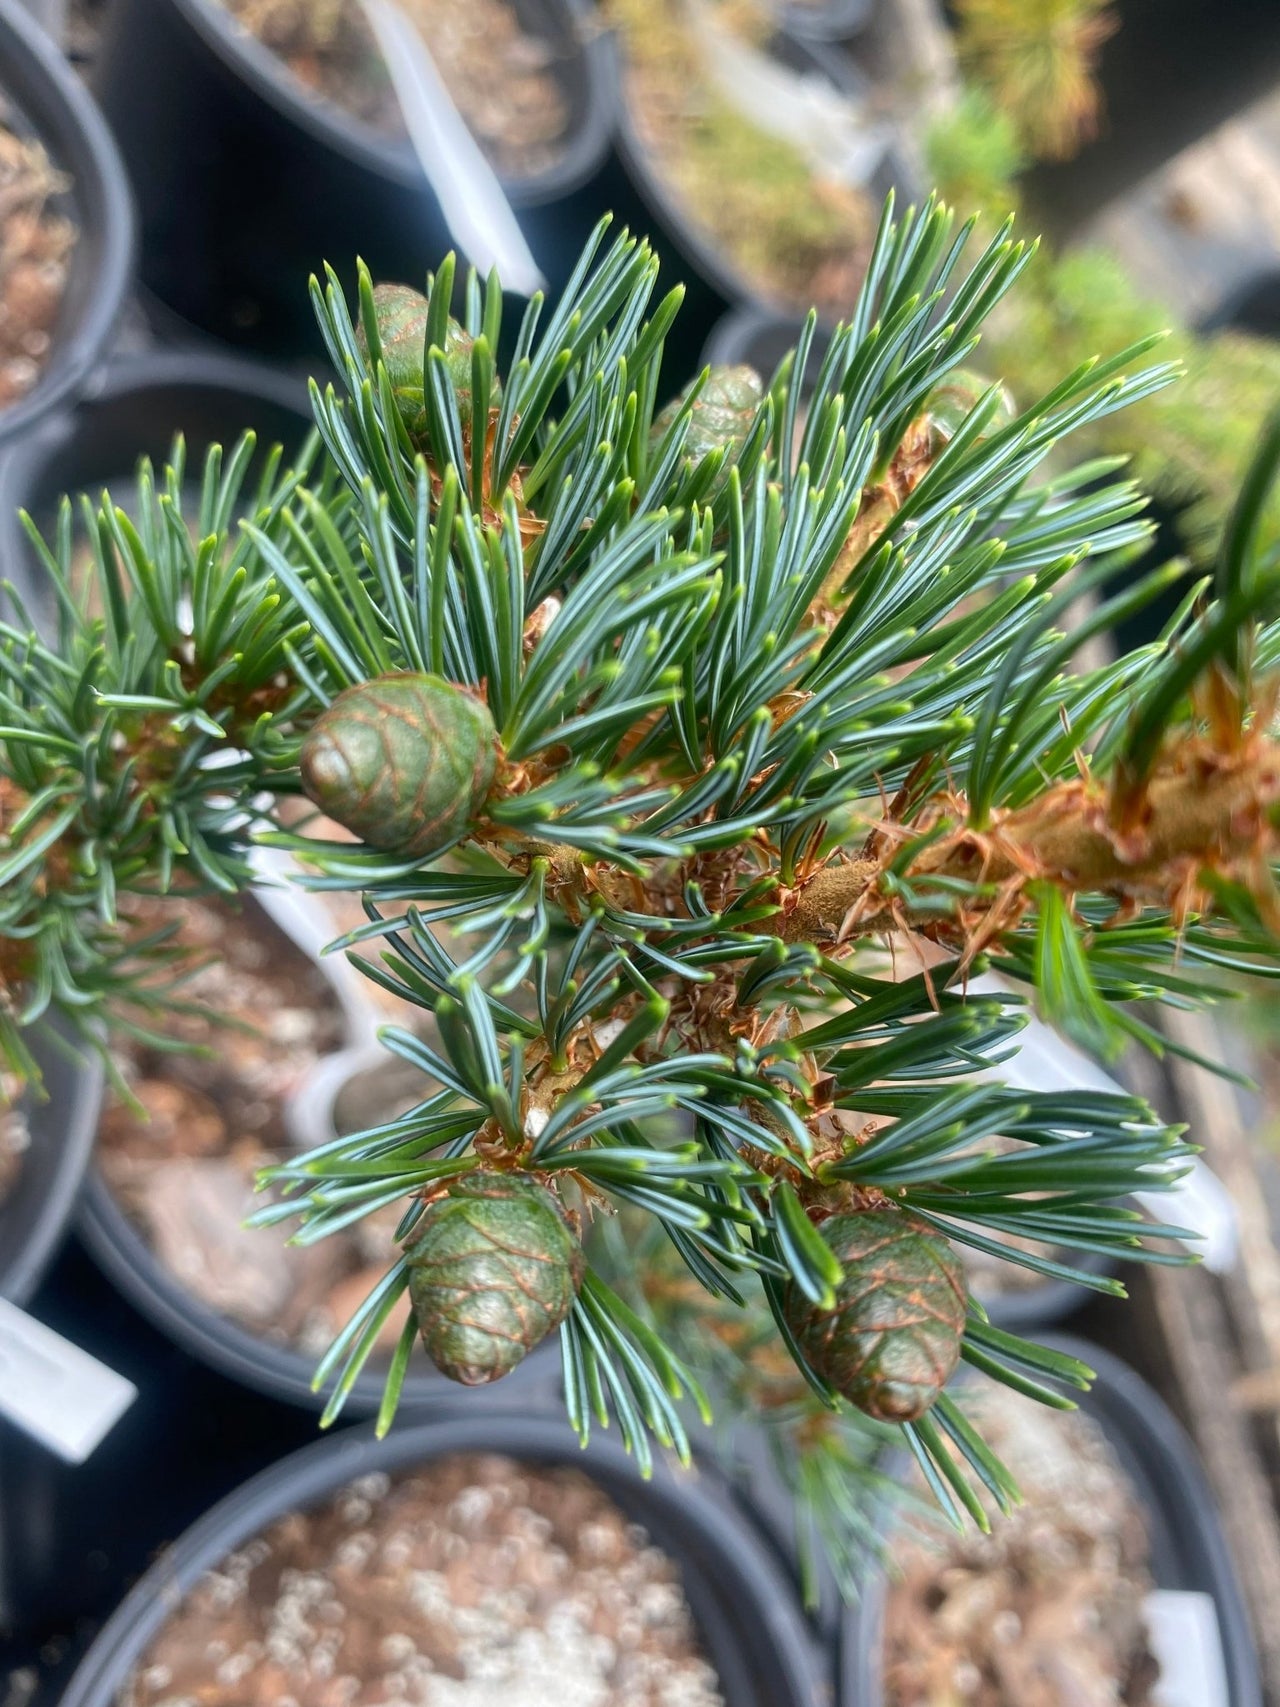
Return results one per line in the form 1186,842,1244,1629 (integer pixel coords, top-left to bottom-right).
299,672,496,859
406,1174,586,1385
357,282,497,445
926,368,1017,449
652,364,764,467
785,1208,967,1421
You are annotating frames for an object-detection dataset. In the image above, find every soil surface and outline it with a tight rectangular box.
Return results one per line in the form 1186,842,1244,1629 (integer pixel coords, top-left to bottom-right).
608,0,877,318
219,0,570,178
118,1453,725,1707
883,1389,1161,1707
98,893,422,1359
0,113,76,410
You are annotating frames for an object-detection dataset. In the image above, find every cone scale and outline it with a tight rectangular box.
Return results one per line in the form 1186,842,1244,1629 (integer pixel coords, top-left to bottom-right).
653,364,764,468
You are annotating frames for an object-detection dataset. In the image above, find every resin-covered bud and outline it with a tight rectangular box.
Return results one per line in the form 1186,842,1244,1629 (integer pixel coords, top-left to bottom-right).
299,672,496,860
784,1209,967,1422
652,364,764,468
406,1173,585,1385
926,368,1017,448
357,282,497,444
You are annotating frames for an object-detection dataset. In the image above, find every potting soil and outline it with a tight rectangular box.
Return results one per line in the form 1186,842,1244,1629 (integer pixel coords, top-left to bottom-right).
219,0,569,177
883,1387,1161,1707
118,1453,725,1707
0,110,76,409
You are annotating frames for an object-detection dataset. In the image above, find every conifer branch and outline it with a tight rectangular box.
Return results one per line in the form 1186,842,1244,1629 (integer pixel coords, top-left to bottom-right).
3,202,1279,1584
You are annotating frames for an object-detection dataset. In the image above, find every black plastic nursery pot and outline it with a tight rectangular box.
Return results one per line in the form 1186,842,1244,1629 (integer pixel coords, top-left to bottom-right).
0,346,313,610
702,304,818,381
0,0,133,455
841,1334,1263,1707
0,1032,102,1638
0,1024,102,1307
57,1410,825,1707
0,1237,321,1645
1023,0,1280,240
970,1255,1116,1333
90,0,614,360
1199,269,1280,341
774,0,874,44
608,31,911,384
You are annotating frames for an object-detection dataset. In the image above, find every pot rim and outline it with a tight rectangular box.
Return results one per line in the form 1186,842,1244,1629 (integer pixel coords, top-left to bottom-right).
57,1411,822,1707
0,0,134,451
0,346,319,620
159,0,615,205
0,1022,103,1305
7,342,315,455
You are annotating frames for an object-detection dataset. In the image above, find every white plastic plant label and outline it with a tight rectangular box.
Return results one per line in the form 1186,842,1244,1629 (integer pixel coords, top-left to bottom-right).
356,0,545,296
1146,1589,1230,1707
968,973,1240,1272
247,843,382,1047
686,0,894,186
246,844,390,1152
0,1296,136,1462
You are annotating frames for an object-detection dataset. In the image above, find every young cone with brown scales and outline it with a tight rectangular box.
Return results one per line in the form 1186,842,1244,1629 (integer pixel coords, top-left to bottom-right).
4,208,1280,1572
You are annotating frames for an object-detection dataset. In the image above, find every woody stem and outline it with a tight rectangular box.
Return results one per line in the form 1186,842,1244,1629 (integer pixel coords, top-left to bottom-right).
772,739,1280,946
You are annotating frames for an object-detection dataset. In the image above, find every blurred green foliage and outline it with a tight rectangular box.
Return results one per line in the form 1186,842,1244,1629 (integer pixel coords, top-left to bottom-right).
953,0,1117,162
927,91,1280,565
